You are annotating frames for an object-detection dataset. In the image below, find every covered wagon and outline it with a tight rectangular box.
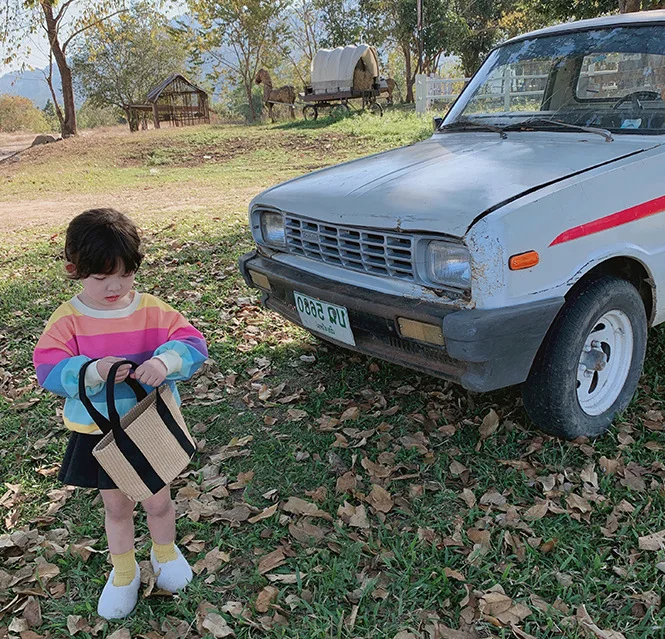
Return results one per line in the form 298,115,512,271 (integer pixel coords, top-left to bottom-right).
301,44,384,119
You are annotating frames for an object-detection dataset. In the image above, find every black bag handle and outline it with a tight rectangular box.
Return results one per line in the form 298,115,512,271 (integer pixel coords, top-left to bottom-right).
105,360,150,424
78,359,148,435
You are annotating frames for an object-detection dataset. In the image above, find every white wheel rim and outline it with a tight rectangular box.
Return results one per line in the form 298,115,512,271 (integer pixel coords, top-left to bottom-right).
576,310,634,416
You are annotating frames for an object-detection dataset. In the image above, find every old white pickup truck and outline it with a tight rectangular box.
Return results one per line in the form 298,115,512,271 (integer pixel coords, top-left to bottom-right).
240,12,665,439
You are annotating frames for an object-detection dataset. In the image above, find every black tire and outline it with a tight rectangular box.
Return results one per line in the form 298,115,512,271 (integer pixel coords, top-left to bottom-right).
330,103,350,119
521,276,647,439
303,105,318,121
368,102,384,116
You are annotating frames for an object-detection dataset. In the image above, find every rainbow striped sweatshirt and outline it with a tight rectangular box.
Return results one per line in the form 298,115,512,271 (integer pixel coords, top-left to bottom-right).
33,292,208,434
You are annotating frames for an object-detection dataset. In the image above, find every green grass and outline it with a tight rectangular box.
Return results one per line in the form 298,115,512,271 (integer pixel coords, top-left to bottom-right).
1,115,665,638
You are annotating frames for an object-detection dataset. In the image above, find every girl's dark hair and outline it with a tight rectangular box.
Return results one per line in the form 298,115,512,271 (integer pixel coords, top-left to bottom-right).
65,208,143,279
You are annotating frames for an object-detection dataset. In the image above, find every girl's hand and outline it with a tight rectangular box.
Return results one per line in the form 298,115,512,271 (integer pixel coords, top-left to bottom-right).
97,357,132,383
132,358,167,387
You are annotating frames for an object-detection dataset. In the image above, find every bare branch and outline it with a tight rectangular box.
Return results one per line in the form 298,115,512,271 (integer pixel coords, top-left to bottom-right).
62,9,128,52
55,0,76,25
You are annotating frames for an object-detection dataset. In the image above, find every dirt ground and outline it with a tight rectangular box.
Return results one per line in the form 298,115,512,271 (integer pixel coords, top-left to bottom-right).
0,127,278,234
0,184,263,234
0,131,39,162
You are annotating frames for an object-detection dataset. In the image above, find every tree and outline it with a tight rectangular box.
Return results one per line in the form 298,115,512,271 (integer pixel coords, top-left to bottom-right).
72,4,188,131
379,0,459,102
0,1,131,138
280,0,324,85
180,0,289,122
42,98,60,130
533,0,664,20
0,94,49,132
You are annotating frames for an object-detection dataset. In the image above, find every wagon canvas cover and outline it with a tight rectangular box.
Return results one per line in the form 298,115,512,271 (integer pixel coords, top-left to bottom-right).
311,44,380,93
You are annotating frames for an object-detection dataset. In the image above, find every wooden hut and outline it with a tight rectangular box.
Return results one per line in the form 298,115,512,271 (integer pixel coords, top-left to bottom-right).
130,74,210,130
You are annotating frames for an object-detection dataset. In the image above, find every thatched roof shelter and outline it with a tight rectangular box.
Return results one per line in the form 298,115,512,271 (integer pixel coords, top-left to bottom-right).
129,74,210,130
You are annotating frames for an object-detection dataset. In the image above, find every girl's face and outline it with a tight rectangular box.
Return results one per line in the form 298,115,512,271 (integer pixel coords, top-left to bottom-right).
77,267,136,310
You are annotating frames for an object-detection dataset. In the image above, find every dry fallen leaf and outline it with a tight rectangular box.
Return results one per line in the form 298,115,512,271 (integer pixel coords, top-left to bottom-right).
258,548,286,574
576,604,626,639
478,409,500,443
338,502,370,529
282,497,331,520
66,615,89,636
22,596,42,628
289,520,326,545
336,472,357,494
638,530,665,551
255,585,279,613
193,547,231,575
201,612,235,638
366,484,394,513
248,503,278,524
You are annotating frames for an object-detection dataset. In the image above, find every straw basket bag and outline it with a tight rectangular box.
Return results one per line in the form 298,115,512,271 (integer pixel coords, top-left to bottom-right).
78,359,196,502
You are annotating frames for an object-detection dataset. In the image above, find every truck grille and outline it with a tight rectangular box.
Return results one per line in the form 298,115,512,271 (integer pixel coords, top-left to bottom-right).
284,215,415,280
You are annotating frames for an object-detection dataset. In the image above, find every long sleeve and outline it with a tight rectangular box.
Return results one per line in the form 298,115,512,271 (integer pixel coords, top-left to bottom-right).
33,309,104,399
153,313,208,381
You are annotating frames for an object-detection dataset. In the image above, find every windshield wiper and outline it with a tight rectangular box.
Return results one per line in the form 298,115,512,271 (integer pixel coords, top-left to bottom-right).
502,117,614,143
437,119,507,139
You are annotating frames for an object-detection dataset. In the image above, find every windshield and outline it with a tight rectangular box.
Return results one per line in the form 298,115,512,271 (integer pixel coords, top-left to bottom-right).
446,25,665,135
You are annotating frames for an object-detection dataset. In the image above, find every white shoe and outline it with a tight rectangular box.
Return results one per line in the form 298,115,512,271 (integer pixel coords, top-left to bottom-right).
97,563,140,620
150,545,193,593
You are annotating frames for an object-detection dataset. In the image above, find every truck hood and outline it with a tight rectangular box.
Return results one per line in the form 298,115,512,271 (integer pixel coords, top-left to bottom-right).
254,132,662,237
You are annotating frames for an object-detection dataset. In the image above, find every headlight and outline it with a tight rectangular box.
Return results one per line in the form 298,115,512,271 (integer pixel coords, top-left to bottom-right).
426,241,471,290
260,212,286,248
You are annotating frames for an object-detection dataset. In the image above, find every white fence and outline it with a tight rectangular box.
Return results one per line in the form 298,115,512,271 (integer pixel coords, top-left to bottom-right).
415,67,623,113
415,74,469,113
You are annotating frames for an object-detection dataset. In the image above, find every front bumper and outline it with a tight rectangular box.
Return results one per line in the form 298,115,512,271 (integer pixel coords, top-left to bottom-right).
239,250,564,392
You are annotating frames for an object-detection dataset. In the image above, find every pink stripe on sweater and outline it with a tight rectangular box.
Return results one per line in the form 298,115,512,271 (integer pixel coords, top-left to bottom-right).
66,328,172,358
44,305,185,339
33,346,75,366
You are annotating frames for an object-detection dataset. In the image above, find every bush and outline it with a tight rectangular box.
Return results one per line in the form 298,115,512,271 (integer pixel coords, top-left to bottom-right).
0,95,50,133
214,85,265,123
77,100,122,129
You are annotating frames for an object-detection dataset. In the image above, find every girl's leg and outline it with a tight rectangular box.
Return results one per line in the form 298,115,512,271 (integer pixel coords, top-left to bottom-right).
142,485,192,592
98,489,140,620
142,485,175,546
101,489,135,554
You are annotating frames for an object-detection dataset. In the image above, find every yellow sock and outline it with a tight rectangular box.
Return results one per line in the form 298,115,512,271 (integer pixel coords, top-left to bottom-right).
110,549,136,587
152,541,177,564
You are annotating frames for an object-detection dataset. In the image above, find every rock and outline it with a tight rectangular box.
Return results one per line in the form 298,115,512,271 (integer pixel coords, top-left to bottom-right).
31,134,57,147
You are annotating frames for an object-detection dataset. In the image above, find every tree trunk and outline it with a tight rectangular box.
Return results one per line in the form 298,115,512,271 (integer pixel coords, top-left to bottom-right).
619,0,641,11
124,107,139,132
45,70,65,132
42,3,77,137
245,80,257,122
403,43,415,103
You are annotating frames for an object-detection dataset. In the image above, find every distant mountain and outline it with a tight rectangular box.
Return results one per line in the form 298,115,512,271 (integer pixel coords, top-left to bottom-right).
0,66,62,108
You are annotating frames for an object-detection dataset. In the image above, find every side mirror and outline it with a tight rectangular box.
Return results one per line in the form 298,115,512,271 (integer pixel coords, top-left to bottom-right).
433,116,444,132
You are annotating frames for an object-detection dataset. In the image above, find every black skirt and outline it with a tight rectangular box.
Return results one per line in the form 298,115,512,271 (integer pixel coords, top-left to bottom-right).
58,431,117,490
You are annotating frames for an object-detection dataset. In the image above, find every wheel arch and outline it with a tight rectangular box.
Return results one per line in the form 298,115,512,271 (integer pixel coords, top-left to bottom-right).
567,256,655,326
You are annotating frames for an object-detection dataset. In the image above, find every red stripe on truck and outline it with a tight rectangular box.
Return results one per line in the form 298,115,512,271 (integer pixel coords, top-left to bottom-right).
550,194,665,246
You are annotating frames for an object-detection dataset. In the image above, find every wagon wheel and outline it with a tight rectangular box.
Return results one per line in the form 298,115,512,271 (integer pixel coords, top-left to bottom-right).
303,105,318,121
368,101,384,117
330,103,350,119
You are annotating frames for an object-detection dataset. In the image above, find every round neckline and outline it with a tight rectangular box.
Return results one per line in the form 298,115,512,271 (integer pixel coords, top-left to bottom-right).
71,292,142,319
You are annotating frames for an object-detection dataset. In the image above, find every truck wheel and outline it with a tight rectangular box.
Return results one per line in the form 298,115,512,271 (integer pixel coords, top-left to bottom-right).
521,276,647,439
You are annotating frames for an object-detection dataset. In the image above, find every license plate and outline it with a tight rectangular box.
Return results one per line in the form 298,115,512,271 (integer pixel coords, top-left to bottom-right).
294,292,356,346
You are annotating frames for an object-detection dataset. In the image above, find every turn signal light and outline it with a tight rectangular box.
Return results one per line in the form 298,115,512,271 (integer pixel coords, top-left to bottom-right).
397,318,444,345
249,270,271,290
509,251,539,271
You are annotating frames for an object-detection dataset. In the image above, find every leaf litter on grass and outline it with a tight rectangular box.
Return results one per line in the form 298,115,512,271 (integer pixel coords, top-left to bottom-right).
4,124,665,637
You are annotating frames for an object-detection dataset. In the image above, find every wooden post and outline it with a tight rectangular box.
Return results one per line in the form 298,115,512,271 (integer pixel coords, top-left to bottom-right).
152,103,160,129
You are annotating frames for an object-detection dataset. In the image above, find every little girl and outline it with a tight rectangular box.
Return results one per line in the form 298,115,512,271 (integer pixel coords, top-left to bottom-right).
33,208,208,619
